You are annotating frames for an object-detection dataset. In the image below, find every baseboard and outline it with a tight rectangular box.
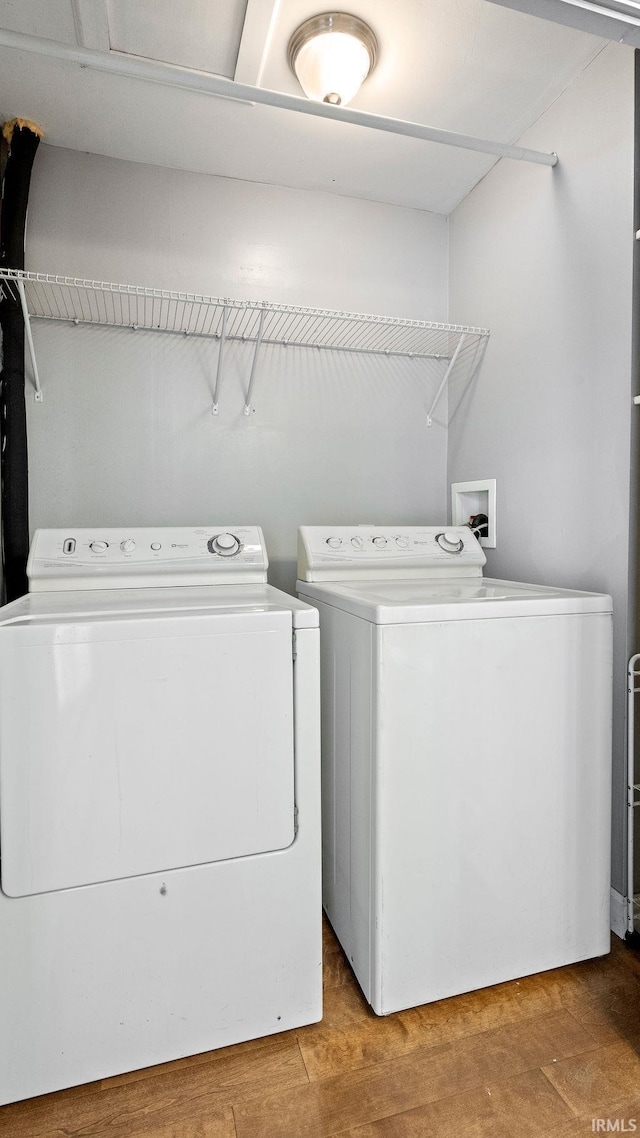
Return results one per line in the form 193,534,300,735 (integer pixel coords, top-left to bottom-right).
610,887,628,940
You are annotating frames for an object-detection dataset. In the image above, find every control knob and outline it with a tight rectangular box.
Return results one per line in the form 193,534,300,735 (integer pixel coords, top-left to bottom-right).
326,537,342,549
436,530,464,554
90,541,108,553
351,536,365,550
396,536,410,549
372,536,388,548
120,539,136,553
208,532,240,557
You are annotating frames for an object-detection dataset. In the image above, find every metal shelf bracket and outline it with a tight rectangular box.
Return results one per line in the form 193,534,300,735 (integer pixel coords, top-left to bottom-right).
244,308,265,415
212,306,228,415
426,334,466,427
16,277,43,402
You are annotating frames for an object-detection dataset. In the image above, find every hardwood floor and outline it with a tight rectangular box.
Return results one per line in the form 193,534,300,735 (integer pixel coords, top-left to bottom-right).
2,920,640,1137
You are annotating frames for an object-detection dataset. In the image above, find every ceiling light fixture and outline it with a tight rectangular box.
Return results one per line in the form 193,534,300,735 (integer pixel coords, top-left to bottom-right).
287,12,378,108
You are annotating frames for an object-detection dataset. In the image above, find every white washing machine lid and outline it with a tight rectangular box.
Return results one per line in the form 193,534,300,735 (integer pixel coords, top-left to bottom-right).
297,576,612,624
0,582,318,630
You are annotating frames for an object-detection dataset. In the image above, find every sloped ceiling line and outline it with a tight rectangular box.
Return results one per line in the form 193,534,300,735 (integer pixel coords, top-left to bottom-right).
70,0,109,51
487,0,640,45
234,0,280,86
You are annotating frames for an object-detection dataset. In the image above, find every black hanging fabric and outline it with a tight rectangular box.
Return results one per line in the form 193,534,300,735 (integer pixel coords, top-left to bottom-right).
0,119,42,602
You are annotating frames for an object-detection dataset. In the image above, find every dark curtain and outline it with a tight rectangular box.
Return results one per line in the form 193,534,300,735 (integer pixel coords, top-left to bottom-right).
0,119,41,602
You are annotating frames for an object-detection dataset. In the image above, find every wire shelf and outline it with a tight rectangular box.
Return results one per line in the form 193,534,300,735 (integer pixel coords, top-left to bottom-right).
0,269,490,416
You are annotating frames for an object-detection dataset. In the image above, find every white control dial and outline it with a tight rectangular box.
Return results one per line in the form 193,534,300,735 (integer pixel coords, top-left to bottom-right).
120,539,136,553
150,543,161,551
90,541,108,553
396,536,410,549
326,537,342,549
351,536,365,549
436,530,464,553
372,536,388,548
210,532,240,556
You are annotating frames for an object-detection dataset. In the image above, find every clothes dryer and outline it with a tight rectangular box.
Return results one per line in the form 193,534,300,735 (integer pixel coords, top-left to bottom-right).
297,525,612,1015
0,526,321,1103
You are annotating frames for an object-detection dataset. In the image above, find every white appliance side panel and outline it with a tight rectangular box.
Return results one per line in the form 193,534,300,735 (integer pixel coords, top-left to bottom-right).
0,626,322,1106
302,593,374,995
372,613,612,1014
0,611,295,896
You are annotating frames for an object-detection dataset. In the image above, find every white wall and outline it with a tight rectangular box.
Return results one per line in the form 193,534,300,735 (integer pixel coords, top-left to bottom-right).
448,43,635,893
24,146,450,590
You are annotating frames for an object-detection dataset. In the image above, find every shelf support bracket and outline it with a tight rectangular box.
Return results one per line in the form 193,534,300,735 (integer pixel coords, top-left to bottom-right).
212,306,227,415
17,278,43,402
244,308,265,415
426,334,466,427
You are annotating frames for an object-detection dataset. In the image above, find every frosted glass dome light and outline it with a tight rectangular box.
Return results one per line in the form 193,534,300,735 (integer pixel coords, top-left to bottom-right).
288,13,378,107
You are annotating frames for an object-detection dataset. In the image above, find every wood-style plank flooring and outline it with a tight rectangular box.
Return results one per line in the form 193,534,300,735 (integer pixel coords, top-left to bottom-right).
2,920,640,1137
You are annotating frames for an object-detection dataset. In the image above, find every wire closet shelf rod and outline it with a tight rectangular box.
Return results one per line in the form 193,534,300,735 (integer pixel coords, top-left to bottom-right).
0,269,490,418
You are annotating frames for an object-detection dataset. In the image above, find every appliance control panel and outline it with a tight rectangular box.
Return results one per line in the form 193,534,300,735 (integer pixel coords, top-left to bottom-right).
27,526,268,591
298,525,486,582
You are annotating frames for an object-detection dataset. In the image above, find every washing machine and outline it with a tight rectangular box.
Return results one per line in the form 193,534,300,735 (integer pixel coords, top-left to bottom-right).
0,526,321,1104
297,524,613,1016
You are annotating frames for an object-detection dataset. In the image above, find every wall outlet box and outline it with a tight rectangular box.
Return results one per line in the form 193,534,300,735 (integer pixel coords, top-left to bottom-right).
451,479,496,548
